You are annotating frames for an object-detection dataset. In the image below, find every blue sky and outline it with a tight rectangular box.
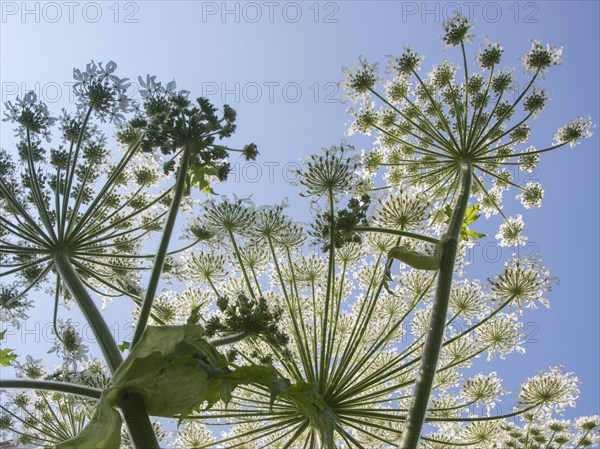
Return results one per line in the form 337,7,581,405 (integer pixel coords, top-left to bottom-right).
1,0,598,420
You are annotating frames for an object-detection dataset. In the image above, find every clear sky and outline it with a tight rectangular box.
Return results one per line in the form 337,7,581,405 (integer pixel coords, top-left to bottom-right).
1,0,598,420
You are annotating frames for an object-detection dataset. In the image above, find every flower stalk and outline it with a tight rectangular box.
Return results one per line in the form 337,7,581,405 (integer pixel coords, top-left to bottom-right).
53,250,123,373
53,250,160,449
399,160,472,449
131,141,193,348
0,379,102,400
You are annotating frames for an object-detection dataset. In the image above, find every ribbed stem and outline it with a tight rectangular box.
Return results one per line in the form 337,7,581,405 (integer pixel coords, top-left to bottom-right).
399,161,472,449
119,391,161,449
131,142,193,348
53,251,159,449
54,251,123,372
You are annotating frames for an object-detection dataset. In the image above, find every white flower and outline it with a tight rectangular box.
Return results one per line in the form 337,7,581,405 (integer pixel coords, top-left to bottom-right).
476,313,525,360
72,60,135,124
517,182,544,209
12,355,46,379
441,13,474,48
0,285,33,328
2,91,57,141
47,319,89,370
388,46,425,75
346,100,378,136
519,148,540,172
478,37,504,69
575,415,600,432
477,186,503,218
519,366,580,412
339,56,380,103
553,116,595,148
462,372,506,412
449,280,488,321
383,74,411,104
522,39,563,74
428,60,459,87
489,254,553,309
172,421,215,448
296,142,362,197
496,215,527,247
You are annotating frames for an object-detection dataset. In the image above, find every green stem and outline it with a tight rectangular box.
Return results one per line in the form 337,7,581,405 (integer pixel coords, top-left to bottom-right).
353,226,439,244
209,330,250,347
411,70,462,154
24,130,56,242
54,251,159,449
368,88,453,154
318,188,336,392
54,251,123,372
131,142,193,348
472,70,539,151
0,379,101,399
398,161,472,449
119,391,161,449
61,105,94,236
228,228,256,298
425,403,539,422
68,136,142,239
573,429,593,449
460,40,470,150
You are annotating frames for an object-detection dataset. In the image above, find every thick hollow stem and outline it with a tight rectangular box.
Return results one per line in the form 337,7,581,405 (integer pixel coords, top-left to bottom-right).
399,161,472,449
131,142,193,348
119,391,161,449
53,251,160,449
54,251,123,373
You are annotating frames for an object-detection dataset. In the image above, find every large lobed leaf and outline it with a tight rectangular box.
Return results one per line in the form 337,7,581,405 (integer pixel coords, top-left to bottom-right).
58,325,290,448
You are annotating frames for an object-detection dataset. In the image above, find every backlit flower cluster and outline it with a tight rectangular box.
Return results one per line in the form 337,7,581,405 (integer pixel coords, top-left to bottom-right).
340,13,594,248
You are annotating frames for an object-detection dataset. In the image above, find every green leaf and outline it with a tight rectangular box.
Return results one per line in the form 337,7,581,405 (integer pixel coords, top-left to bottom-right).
219,382,235,407
189,165,217,195
60,325,291,448
388,245,441,271
220,364,291,407
118,341,131,352
442,204,453,220
56,393,122,449
0,348,17,367
463,203,481,226
187,305,202,325
0,331,17,366
445,203,487,241
464,229,487,240
107,325,227,417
